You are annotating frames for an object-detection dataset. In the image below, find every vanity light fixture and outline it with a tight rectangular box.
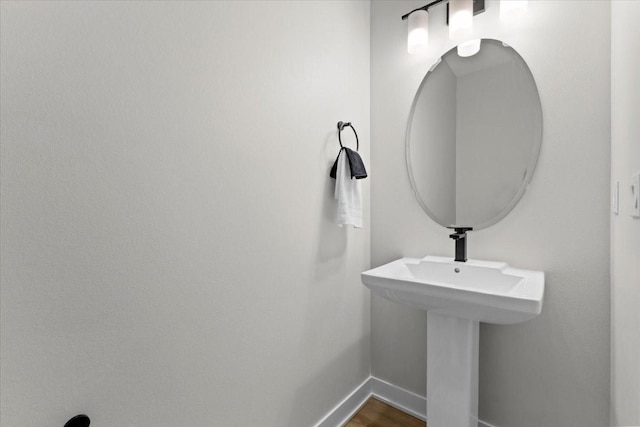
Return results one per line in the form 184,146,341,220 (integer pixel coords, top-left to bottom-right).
449,0,474,40
403,0,528,57
407,10,429,54
402,0,485,55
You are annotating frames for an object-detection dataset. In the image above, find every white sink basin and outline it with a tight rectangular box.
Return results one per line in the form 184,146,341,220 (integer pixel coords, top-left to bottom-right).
361,256,544,324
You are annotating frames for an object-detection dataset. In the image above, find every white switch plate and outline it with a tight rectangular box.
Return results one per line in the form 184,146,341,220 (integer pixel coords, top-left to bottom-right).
613,181,619,215
632,172,640,218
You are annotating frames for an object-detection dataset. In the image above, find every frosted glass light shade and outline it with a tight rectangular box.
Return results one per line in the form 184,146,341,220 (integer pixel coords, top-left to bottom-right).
449,0,473,40
500,0,528,22
457,39,481,57
408,10,429,54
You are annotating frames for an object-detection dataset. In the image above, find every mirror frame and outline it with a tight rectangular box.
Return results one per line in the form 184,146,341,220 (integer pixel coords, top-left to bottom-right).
405,39,543,230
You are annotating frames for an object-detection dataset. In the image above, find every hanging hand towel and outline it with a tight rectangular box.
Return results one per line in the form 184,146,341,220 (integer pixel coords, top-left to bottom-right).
334,149,362,228
329,148,367,179
344,147,367,179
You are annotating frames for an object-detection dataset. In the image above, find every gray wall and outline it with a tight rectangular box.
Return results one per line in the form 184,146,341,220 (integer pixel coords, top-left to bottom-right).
371,1,611,426
611,1,640,425
0,2,370,426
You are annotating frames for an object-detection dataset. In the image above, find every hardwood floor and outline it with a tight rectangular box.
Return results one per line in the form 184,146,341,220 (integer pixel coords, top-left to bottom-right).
344,397,426,427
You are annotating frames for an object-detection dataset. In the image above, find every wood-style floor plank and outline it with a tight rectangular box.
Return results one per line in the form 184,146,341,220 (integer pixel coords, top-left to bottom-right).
344,397,426,427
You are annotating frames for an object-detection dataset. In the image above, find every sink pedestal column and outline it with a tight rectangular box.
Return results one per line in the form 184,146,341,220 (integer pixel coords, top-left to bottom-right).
427,312,479,427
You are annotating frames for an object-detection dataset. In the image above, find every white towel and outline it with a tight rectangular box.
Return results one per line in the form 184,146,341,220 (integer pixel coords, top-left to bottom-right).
334,149,362,228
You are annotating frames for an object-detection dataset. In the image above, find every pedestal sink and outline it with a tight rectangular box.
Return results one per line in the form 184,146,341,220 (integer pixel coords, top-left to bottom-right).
361,256,544,427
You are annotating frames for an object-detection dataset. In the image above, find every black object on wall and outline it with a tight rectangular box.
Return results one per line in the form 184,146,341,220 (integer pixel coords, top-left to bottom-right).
64,414,90,427
401,0,485,22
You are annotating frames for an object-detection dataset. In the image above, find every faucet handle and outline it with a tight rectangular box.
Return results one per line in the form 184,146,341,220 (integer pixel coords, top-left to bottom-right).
447,225,473,234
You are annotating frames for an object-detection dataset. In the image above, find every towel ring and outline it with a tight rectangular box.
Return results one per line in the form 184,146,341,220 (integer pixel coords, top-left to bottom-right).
64,415,90,427
337,121,359,151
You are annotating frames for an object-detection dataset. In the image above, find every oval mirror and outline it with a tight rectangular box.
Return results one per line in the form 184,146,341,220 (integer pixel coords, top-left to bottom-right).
406,39,542,230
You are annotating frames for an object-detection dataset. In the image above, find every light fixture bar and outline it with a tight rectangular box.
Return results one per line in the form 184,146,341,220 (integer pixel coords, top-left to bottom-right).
401,0,485,22
401,0,445,21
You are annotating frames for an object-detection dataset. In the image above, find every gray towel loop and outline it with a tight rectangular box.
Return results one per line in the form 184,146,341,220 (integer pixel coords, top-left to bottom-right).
337,121,359,151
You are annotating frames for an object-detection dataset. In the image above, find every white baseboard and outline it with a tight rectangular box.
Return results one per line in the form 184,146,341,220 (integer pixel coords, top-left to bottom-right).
478,418,499,427
313,376,372,427
369,377,426,421
314,375,499,427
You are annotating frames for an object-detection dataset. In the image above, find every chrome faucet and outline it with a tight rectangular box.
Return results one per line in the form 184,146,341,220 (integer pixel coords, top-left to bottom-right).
447,226,473,262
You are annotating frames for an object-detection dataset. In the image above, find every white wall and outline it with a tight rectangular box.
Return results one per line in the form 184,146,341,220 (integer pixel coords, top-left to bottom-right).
611,1,640,425
0,2,370,426
371,1,611,426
